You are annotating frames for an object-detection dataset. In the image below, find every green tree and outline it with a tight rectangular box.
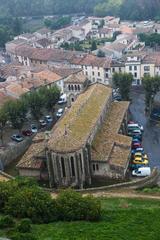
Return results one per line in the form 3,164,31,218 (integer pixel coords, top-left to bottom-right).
97,49,105,57
113,72,133,100
142,75,160,113
4,100,27,132
26,91,43,121
12,17,22,35
91,40,97,51
0,107,8,144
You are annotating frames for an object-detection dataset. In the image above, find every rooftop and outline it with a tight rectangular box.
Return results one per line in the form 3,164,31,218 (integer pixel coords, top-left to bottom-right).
78,54,112,68
91,101,131,168
48,83,112,153
65,72,87,84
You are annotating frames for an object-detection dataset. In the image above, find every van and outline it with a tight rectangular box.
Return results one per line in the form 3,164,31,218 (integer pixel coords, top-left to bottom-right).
58,94,67,104
132,167,151,177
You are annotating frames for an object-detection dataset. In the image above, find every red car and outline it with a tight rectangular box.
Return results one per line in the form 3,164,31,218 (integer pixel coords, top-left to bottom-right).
132,142,142,149
22,130,33,136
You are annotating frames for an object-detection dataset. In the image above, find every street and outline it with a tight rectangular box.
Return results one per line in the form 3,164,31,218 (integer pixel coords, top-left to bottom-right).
130,88,160,168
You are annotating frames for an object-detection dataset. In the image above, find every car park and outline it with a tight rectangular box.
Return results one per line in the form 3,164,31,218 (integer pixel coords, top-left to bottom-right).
45,115,53,123
56,108,64,118
132,167,151,177
11,134,24,142
22,130,33,136
31,124,38,133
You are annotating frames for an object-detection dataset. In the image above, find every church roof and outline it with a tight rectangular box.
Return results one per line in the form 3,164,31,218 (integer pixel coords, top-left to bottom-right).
91,101,131,168
47,83,112,153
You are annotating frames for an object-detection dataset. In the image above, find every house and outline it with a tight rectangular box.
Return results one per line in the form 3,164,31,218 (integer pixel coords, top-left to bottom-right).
78,54,112,85
14,33,36,44
4,82,29,99
17,83,131,188
34,38,54,49
100,42,127,59
64,72,88,105
5,39,28,62
96,28,113,39
34,28,52,39
51,28,73,47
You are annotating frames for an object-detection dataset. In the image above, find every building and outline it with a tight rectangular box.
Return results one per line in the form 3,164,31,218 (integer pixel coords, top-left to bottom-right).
17,83,131,188
64,72,88,105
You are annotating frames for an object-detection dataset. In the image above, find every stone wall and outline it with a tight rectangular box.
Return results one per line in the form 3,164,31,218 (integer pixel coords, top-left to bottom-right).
0,138,32,170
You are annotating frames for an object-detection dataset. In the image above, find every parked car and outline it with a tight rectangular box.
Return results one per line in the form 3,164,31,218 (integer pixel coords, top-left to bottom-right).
132,167,151,177
31,124,38,133
39,119,47,128
11,134,24,142
133,158,148,165
132,142,142,149
128,123,144,132
22,129,33,136
56,108,64,118
58,94,67,104
45,115,53,123
131,147,144,155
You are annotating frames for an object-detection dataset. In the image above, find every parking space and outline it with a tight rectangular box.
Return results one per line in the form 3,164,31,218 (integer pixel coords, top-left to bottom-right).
130,87,160,169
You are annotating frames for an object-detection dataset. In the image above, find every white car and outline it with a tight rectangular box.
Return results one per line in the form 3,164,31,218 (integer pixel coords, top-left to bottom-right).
45,115,53,123
31,124,38,133
56,108,64,118
132,167,151,177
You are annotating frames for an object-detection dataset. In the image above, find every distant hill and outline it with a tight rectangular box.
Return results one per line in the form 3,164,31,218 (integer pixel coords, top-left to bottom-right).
0,0,160,20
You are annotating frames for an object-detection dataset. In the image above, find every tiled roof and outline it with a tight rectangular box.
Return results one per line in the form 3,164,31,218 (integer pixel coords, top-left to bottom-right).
36,38,52,47
65,72,87,84
91,101,131,168
50,67,81,78
47,83,112,153
78,54,112,68
6,83,29,98
33,69,62,83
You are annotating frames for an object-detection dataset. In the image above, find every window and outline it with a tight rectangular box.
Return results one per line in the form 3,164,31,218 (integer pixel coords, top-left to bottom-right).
71,85,74,91
112,67,115,72
119,67,122,72
61,157,66,177
75,85,77,91
134,66,137,71
85,72,88,76
70,157,75,177
106,73,108,78
93,164,95,171
129,66,132,71
92,71,95,76
134,72,137,78
77,85,80,91
144,72,149,76
68,85,71,90
92,77,95,82
85,65,87,69
144,66,150,71
96,164,99,171
98,72,100,76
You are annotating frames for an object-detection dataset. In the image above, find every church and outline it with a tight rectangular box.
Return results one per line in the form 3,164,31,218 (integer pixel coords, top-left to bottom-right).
17,83,132,188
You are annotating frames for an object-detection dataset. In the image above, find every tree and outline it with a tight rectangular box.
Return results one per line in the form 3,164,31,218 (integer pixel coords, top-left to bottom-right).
4,100,27,132
97,49,105,57
0,107,8,144
38,86,60,111
91,40,97,51
142,75,160,113
113,72,133,100
26,91,43,121
12,17,22,35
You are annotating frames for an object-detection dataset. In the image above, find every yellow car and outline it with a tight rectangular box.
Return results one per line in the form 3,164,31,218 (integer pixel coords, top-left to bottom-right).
133,157,148,165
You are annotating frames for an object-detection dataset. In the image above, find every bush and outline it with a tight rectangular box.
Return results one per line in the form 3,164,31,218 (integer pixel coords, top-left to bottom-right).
17,219,32,233
4,187,58,223
9,232,37,240
57,189,101,221
0,215,15,228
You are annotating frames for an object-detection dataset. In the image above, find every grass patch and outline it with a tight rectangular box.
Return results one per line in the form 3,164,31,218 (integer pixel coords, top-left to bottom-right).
138,187,160,194
1,197,160,239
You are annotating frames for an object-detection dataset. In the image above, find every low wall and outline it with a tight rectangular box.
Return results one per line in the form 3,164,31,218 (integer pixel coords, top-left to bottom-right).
0,138,32,170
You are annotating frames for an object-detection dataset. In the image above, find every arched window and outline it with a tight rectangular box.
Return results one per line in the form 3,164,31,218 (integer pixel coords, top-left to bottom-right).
71,85,74,91
61,157,66,177
68,85,71,90
77,85,80,91
70,156,75,177
75,85,77,91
